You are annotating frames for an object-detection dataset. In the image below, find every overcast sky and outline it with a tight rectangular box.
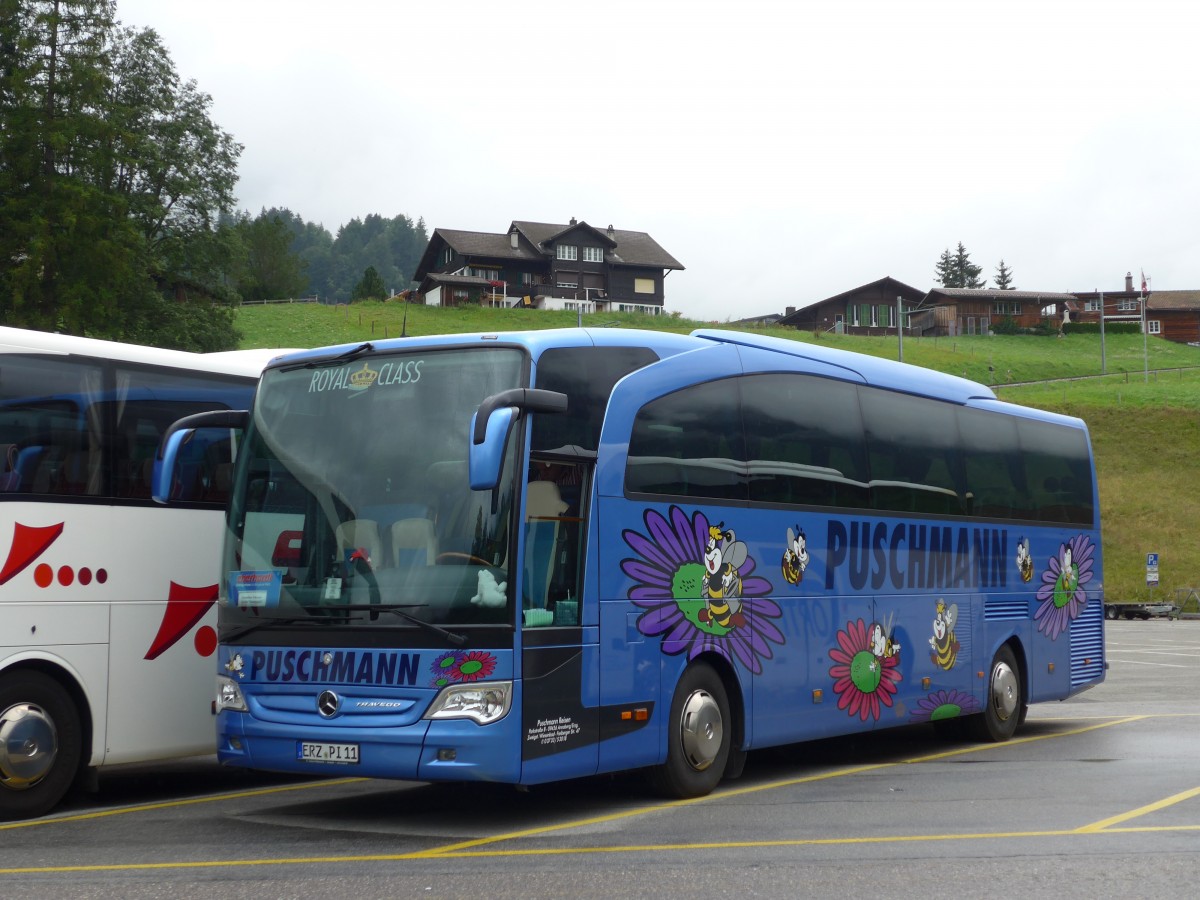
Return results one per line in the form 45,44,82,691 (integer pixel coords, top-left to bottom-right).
116,0,1197,321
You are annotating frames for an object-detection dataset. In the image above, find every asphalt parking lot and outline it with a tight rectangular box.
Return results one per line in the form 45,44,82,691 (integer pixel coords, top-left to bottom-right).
2,618,1197,899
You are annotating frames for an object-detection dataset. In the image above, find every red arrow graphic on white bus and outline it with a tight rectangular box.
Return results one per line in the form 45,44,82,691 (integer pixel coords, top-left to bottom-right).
144,582,219,660
0,522,64,585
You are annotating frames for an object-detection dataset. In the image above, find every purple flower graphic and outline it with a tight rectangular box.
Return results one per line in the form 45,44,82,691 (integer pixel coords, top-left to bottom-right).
1034,533,1095,640
910,688,981,723
621,506,783,675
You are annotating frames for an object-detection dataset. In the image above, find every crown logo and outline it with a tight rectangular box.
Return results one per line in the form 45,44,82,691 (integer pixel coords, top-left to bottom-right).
348,362,378,390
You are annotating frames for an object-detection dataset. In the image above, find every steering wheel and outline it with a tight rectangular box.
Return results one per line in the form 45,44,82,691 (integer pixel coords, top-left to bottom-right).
434,551,492,566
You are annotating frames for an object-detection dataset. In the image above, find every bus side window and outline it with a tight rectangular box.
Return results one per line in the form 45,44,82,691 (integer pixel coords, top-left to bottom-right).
0,443,21,491
626,379,747,502
860,388,965,516
742,374,869,511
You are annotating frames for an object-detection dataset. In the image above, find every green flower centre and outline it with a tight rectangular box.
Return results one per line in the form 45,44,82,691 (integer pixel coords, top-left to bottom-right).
671,562,707,599
850,650,882,694
929,703,962,721
1053,563,1080,609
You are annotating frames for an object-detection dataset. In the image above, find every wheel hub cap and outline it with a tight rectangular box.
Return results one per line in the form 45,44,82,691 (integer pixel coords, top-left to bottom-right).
678,689,723,771
0,703,58,790
989,662,1019,722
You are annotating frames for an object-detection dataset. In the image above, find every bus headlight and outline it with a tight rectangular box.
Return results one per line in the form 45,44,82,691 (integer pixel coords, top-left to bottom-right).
423,681,512,725
216,675,247,713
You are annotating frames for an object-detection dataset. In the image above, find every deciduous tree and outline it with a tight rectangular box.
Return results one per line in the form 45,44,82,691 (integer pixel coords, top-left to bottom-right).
0,0,242,349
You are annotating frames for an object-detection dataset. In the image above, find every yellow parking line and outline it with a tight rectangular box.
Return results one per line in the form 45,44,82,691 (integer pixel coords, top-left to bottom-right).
4,821,1200,874
423,714,1147,857
0,777,366,831
1076,785,1200,833
0,714,1184,876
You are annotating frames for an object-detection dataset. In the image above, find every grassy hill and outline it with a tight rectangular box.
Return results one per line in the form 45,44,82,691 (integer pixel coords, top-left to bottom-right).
236,301,1200,602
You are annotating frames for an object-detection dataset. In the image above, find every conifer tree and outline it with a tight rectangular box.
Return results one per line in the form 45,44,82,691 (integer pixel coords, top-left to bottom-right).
994,259,1015,290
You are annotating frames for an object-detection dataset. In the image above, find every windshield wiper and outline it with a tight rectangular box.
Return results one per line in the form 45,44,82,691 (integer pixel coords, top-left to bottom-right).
222,604,468,647
221,615,329,643
280,342,374,372
334,603,468,646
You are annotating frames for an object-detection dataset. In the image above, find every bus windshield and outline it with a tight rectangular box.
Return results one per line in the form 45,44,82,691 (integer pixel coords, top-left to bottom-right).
222,346,525,635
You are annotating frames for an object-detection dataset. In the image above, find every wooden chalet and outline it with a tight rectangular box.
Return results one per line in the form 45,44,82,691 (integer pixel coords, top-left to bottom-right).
777,277,926,335
412,219,684,315
921,288,1076,336
778,272,1200,346
1144,291,1200,344
1072,275,1200,345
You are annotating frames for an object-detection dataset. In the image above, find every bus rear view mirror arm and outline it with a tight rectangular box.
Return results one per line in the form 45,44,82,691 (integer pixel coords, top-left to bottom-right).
469,389,567,492
156,409,250,460
471,389,567,446
152,409,250,505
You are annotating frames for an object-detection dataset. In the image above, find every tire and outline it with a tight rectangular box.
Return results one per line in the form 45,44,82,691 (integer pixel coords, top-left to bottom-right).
967,644,1024,743
0,671,83,820
647,663,731,799
1104,606,1119,621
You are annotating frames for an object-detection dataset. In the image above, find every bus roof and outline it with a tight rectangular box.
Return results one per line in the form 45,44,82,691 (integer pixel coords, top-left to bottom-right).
265,326,996,406
0,326,295,378
692,329,998,404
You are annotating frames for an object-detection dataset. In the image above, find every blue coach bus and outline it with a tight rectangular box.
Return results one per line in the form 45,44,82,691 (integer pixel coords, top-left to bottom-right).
157,328,1104,798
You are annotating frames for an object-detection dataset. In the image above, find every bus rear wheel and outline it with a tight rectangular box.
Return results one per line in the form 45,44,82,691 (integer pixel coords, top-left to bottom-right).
0,671,83,820
967,645,1025,743
647,662,731,799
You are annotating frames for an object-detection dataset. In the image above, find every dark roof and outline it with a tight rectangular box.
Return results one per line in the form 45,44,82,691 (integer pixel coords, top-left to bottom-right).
417,272,494,290
778,277,925,326
819,276,926,305
1147,290,1200,311
511,220,684,269
415,220,685,281
435,229,542,263
927,288,1076,302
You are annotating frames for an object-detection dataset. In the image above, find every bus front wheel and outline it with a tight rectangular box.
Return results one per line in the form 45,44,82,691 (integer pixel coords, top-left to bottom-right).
968,645,1025,743
0,671,83,820
648,663,731,799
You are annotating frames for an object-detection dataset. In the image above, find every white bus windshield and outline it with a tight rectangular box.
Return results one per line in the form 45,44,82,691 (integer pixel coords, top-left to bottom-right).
223,347,525,633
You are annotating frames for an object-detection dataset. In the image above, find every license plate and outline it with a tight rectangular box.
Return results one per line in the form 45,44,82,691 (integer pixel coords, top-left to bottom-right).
297,741,360,764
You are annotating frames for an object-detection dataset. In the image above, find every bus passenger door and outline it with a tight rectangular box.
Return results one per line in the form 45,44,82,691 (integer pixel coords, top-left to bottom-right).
518,463,601,783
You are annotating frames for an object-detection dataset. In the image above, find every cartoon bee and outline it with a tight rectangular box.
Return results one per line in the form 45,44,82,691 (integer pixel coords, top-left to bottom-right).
225,653,246,679
782,525,809,585
1016,537,1033,583
929,600,960,670
700,524,748,628
870,617,901,659
1060,544,1077,592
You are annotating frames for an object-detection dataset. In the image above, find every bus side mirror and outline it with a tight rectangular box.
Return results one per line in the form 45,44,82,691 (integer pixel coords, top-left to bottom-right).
468,407,516,491
152,428,194,503
468,389,567,491
153,409,249,505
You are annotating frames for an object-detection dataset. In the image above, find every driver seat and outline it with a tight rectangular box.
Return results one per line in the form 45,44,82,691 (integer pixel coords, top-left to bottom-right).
391,518,438,567
335,519,383,570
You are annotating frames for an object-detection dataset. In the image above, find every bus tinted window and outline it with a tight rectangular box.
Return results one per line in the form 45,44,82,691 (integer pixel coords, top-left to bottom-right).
860,389,964,516
532,346,658,452
0,353,251,503
1018,417,1094,525
958,407,1024,519
0,355,104,496
742,374,870,509
626,379,747,501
